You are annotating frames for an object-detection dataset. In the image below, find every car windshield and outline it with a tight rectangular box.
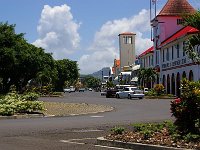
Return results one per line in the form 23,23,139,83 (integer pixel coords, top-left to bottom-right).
131,87,138,91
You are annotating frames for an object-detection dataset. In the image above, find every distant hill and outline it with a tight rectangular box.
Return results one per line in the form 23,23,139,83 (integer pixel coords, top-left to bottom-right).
89,67,111,79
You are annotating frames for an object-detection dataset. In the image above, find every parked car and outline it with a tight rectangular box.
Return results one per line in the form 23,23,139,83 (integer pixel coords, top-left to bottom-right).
69,86,75,92
63,88,71,93
88,88,93,91
100,89,107,96
128,89,145,99
144,88,149,93
63,86,75,93
106,88,119,98
116,87,138,99
78,88,85,92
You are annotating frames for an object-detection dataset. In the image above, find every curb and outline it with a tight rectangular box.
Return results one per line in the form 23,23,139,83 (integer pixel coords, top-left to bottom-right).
0,107,114,120
97,137,188,150
0,114,45,120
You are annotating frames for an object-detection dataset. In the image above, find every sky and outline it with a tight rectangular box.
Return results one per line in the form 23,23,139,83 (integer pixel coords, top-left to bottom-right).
0,0,199,74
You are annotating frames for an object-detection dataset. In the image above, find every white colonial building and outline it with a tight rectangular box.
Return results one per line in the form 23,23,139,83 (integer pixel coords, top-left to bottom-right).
139,0,199,97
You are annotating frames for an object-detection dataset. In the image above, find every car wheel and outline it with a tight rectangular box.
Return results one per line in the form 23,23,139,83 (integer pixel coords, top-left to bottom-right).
128,95,131,99
116,94,119,99
139,97,143,99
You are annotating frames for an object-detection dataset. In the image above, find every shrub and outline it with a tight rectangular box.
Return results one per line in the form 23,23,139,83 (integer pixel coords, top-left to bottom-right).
0,92,44,116
154,84,165,96
171,79,200,135
0,104,15,116
183,133,200,142
145,89,156,96
132,121,179,140
111,126,125,135
21,92,40,101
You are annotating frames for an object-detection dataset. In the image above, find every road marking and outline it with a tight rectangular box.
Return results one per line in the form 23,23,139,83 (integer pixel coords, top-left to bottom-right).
60,140,85,145
60,137,96,145
90,115,104,118
95,145,132,150
72,129,103,132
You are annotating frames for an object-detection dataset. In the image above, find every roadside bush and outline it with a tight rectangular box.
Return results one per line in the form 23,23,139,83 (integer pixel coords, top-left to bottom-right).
26,84,53,96
154,84,165,96
132,121,179,140
111,126,125,135
145,89,156,96
21,92,40,101
171,79,200,135
0,92,44,116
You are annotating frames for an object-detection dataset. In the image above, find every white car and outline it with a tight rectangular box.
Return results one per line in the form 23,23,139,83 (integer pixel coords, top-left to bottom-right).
63,88,71,93
144,88,149,93
116,87,138,99
63,86,75,93
128,89,144,99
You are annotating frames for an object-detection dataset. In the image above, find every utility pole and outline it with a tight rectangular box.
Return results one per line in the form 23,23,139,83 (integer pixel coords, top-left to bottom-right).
102,70,103,82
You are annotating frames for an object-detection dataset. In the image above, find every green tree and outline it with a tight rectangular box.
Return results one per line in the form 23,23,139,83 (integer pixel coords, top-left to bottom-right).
35,53,57,87
54,59,79,91
138,68,157,88
182,10,200,62
0,22,23,93
0,22,56,93
106,81,114,88
83,76,101,89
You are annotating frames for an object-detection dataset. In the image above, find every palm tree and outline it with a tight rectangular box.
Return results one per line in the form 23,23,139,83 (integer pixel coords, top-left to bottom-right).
138,68,157,89
138,68,146,87
182,10,200,62
145,68,157,88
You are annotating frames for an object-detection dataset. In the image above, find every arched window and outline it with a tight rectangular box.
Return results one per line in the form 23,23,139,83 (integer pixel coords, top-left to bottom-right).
171,73,175,95
156,74,159,84
167,74,170,94
163,75,166,90
176,72,180,97
182,71,186,79
189,70,193,81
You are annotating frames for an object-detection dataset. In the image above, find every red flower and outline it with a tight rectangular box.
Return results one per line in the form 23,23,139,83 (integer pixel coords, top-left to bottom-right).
174,98,181,104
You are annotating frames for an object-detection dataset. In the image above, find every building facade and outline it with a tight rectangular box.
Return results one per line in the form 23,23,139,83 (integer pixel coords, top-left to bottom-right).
150,0,199,97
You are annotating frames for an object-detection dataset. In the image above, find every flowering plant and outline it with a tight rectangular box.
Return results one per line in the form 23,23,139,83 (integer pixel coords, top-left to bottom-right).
170,79,200,134
154,84,164,96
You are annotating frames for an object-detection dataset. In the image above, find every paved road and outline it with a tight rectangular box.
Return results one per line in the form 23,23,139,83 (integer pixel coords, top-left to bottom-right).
0,91,173,150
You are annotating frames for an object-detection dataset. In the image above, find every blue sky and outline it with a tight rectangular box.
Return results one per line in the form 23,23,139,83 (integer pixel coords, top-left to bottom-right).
0,0,199,74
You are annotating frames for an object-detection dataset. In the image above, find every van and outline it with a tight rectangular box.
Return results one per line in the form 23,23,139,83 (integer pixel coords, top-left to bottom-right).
144,88,148,93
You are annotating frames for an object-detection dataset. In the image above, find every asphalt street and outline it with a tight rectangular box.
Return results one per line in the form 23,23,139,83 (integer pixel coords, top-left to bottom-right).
0,91,173,150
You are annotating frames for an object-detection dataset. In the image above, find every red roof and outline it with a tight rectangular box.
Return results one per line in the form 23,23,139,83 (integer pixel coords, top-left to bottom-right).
158,0,196,16
159,26,199,47
115,59,120,67
138,46,154,58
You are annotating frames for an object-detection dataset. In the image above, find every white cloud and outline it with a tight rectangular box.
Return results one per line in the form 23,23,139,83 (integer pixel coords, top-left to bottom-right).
33,4,81,59
78,9,153,74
